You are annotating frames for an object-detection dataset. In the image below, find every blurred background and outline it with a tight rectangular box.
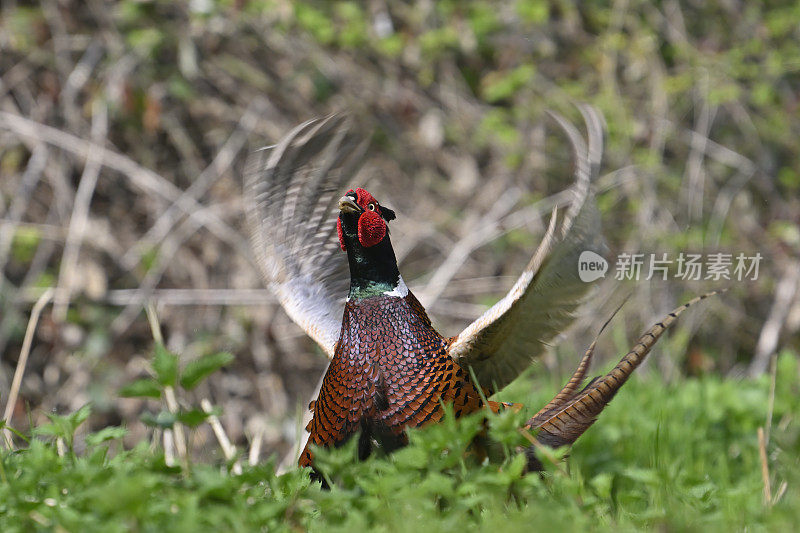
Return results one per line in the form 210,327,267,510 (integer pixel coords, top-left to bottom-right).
1,1,798,462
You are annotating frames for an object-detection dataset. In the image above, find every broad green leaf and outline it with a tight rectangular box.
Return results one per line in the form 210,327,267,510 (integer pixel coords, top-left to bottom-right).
68,404,92,427
153,343,179,387
141,410,177,429
176,409,211,427
505,451,527,479
33,422,63,438
68,403,92,428
119,378,162,399
85,426,128,446
35,404,92,443
180,352,234,390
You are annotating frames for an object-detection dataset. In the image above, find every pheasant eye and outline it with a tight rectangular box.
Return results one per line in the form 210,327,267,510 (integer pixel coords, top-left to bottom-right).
367,203,376,211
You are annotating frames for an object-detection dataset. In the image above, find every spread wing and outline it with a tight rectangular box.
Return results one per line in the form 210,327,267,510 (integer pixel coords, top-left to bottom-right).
448,105,607,390
245,115,367,357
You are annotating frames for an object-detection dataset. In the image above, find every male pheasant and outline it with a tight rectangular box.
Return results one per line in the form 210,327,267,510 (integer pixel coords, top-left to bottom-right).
245,109,718,475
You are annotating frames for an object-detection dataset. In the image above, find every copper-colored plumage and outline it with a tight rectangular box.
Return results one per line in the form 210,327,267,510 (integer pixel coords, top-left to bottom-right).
299,291,484,468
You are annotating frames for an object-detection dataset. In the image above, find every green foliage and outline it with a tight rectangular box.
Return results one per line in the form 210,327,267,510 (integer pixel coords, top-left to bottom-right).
125,27,164,58
10,227,40,263
140,410,178,429
118,343,234,429
482,64,536,103
515,0,550,24
119,378,162,399
153,343,179,387
84,427,128,447
3,353,799,530
176,408,217,428
33,404,92,452
2,0,800,529
180,352,235,390
2,6,42,53
295,4,335,45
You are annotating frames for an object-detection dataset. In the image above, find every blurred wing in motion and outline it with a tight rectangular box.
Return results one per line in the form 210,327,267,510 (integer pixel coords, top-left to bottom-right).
245,115,368,357
448,105,607,390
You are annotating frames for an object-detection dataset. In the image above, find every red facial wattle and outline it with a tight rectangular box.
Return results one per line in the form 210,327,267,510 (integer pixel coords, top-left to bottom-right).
357,210,386,247
338,187,388,250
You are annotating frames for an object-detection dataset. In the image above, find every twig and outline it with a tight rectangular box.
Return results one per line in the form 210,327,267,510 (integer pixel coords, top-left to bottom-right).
0,220,67,241
0,142,50,359
248,427,264,466
757,427,772,507
109,288,273,306
765,352,778,445
120,102,262,269
145,301,164,345
61,39,103,130
417,188,519,306
163,386,188,461
0,110,253,260
201,398,241,474
749,263,800,376
2,287,54,449
41,0,73,81
682,69,715,222
773,481,788,505
145,304,188,464
16,287,277,306
0,143,48,291
707,168,755,245
53,99,108,321
658,117,757,174
164,428,175,467
55,437,66,458
111,215,205,335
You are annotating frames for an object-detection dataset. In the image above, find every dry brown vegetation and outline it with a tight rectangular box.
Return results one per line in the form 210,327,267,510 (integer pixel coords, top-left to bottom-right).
1,1,799,463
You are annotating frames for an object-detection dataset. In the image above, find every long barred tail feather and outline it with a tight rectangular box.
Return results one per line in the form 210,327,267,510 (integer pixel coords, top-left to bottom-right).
525,289,724,470
527,296,628,427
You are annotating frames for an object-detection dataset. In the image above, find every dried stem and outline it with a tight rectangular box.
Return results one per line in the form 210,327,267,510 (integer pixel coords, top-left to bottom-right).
2,287,54,449
757,427,771,507
145,303,188,464
248,427,264,466
202,398,241,475
0,110,252,259
749,263,800,377
53,100,108,321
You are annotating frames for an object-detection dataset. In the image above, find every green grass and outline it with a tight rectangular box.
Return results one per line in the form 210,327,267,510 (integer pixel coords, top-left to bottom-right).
2,352,798,531
1,1,798,530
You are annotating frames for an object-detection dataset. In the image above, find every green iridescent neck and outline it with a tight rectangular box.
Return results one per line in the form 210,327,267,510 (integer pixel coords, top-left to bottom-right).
344,236,402,301
349,280,398,299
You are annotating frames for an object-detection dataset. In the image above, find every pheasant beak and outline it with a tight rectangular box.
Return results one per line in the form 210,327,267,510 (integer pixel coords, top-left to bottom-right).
338,196,361,214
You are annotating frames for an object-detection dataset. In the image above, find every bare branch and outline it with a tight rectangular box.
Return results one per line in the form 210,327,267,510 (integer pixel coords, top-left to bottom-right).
0,111,253,261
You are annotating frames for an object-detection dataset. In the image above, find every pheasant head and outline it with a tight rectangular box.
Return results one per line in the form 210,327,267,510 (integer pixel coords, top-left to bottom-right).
336,188,403,299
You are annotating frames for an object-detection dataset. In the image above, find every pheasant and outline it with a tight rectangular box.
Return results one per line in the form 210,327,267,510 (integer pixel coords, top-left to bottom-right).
245,109,718,475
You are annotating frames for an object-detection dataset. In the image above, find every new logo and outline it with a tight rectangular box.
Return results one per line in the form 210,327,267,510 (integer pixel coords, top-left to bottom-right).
578,250,608,282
